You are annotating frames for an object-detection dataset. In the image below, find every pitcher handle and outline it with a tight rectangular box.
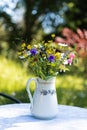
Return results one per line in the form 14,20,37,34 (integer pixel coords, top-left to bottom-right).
26,78,37,108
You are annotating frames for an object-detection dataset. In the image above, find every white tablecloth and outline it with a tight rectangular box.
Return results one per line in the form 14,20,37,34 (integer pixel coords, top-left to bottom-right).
0,103,87,130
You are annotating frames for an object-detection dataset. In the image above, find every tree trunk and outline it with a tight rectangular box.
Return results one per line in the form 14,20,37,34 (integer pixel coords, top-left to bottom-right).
24,0,36,42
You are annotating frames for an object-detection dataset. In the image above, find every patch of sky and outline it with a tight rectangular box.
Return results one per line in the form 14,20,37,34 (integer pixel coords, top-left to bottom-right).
32,10,37,15
32,6,38,15
0,0,25,23
39,12,64,33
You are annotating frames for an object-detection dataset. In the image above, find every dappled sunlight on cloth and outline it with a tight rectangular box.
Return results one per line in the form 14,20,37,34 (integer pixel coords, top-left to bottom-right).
0,104,87,130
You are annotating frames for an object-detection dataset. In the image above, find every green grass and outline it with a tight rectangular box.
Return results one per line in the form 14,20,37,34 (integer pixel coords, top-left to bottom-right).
0,56,28,91
56,75,87,107
0,56,87,108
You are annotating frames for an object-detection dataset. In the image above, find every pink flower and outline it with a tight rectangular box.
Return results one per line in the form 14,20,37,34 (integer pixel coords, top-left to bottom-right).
69,53,75,59
68,53,75,65
68,58,73,65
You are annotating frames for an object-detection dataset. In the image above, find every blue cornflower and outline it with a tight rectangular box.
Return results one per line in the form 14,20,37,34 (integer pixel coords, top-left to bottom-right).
30,48,38,56
48,55,55,62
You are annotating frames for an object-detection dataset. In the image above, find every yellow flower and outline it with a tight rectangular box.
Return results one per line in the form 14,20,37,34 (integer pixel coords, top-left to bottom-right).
55,52,61,59
27,45,31,50
18,52,22,55
46,49,52,54
48,40,53,43
42,54,46,57
51,34,55,38
44,43,47,46
21,43,26,48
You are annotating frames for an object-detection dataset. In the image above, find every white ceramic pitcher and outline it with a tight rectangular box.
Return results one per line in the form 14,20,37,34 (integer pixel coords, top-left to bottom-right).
26,77,58,119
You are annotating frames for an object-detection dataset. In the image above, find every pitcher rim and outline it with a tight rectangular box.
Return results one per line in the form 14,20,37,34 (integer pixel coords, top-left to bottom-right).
37,77,56,83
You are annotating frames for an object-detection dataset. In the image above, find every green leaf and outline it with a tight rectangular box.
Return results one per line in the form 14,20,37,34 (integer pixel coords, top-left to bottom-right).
44,76,54,80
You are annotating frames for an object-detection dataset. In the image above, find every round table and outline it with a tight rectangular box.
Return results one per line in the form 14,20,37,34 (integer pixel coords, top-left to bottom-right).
0,103,87,130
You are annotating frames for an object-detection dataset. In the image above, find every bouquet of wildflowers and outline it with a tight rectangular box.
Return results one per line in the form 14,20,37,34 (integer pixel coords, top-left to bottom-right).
18,36,77,80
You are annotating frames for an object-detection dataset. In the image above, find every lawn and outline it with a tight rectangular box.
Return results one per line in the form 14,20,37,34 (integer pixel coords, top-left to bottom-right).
0,56,87,108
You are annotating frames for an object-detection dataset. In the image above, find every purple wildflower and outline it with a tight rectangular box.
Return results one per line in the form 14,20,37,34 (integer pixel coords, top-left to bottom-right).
30,48,38,56
48,55,55,62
